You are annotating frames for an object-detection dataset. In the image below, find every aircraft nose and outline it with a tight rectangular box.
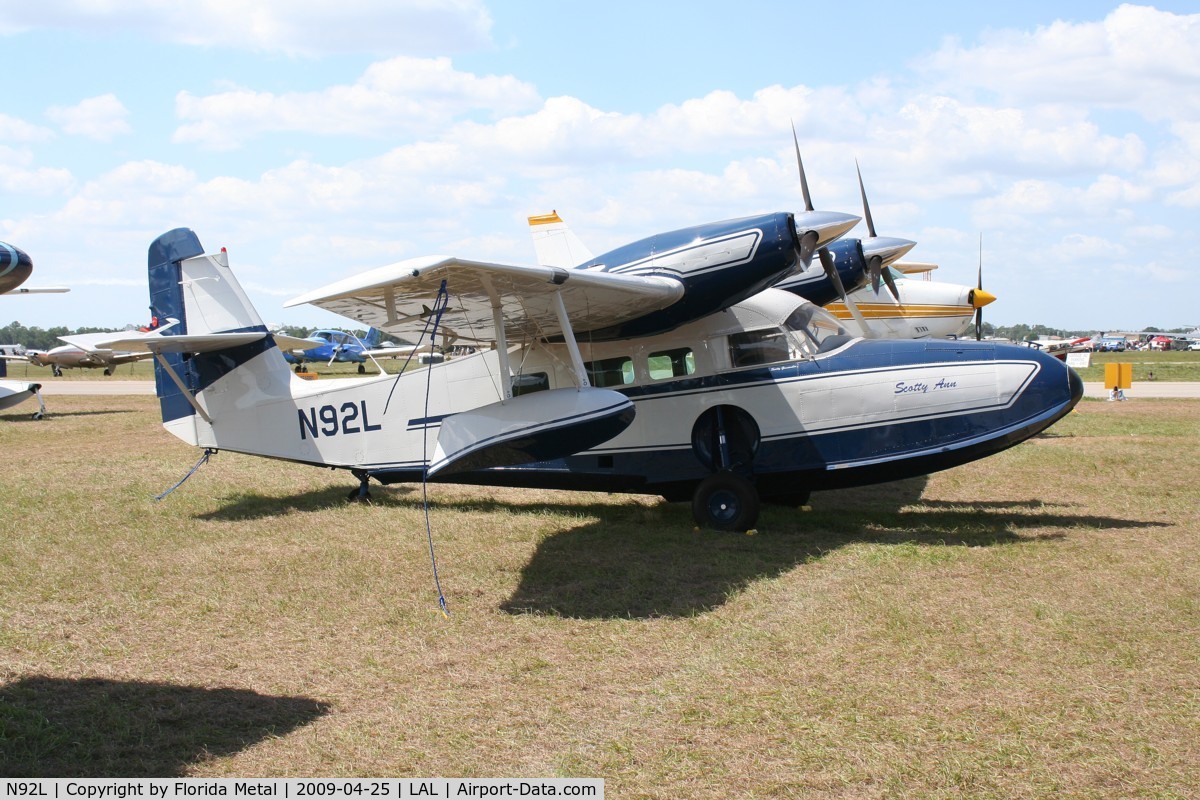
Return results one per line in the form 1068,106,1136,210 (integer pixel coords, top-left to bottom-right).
1068,364,1084,405
861,236,917,267
970,288,997,309
798,210,861,248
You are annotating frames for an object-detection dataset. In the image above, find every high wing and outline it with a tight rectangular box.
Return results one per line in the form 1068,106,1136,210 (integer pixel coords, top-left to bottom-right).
284,255,685,344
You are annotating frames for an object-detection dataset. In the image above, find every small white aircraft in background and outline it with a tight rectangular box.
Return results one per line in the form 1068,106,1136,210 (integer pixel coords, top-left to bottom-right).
16,335,155,376
94,145,1082,531
819,263,997,341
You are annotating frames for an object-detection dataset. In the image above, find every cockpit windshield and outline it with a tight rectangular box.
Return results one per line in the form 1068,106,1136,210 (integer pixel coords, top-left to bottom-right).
783,303,853,355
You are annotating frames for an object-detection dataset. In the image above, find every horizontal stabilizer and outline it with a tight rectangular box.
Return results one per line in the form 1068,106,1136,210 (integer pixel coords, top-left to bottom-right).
65,330,266,354
428,387,635,476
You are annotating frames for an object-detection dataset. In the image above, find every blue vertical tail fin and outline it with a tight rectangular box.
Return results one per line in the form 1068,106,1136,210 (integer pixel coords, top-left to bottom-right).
147,228,292,432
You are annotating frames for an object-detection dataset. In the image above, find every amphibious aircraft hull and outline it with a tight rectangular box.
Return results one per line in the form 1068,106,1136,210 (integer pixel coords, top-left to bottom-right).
370,337,1084,499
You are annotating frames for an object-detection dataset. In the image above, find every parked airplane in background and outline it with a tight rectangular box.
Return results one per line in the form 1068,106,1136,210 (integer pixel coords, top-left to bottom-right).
1024,336,1095,359
816,264,997,341
282,327,384,373
17,335,154,376
94,145,1082,531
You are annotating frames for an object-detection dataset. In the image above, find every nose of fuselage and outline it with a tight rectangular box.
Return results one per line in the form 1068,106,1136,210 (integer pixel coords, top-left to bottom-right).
1001,342,1085,411
1067,362,1085,405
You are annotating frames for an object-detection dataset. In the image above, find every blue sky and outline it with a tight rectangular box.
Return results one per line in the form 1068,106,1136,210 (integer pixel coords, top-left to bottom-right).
2,1,1198,332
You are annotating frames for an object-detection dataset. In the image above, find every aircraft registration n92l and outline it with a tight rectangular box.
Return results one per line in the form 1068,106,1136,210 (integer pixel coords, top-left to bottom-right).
100,181,1081,531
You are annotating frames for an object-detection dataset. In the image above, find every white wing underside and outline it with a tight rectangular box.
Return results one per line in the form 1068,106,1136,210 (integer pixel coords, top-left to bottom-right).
283,256,684,344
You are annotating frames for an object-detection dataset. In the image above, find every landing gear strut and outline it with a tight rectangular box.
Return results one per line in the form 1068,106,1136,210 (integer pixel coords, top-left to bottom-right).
348,470,372,503
689,405,762,530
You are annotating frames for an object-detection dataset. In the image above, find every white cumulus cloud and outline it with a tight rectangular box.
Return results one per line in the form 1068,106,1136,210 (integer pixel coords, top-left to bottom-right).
173,57,541,150
46,94,132,142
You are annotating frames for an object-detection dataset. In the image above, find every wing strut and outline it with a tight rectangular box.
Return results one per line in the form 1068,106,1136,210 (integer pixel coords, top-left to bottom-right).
153,352,213,423
551,290,591,390
491,300,513,402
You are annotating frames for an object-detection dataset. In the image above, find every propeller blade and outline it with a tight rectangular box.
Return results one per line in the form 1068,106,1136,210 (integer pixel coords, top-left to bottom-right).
820,247,874,339
868,254,883,294
975,234,984,340
795,229,819,269
882,265,901,302
819,246,848,300
856,160,877,238
791,121,814,213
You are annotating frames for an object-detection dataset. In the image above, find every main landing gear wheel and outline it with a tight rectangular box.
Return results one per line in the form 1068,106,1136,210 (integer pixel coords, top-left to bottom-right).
692,472,760,531
357,364,366,374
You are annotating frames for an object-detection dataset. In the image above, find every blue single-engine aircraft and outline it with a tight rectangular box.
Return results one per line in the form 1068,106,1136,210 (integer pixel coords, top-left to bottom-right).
93,145,1083,531
281,327,384,373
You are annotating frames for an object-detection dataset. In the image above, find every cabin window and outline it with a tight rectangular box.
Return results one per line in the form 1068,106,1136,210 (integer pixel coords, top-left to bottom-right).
647,347,696,380
585,355,635,387
729,328,790,367
512,372,549,396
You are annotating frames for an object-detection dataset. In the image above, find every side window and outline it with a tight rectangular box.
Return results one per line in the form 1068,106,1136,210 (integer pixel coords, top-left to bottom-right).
729,328,791,368
647,347,696,380
512,372,549,396
585,355,634,388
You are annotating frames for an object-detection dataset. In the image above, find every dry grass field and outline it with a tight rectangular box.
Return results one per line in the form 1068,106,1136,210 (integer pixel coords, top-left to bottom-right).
1,395,1198,798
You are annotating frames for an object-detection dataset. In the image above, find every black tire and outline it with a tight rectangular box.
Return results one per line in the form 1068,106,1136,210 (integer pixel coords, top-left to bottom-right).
357,364,366,374
692,472,760,531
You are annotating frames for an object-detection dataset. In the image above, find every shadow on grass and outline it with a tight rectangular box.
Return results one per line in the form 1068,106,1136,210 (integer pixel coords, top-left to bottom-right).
47,409,137,418
1,409,135,423
196,486,376,520
500,478,1170,619
190,477,1167,620
0,676,329,778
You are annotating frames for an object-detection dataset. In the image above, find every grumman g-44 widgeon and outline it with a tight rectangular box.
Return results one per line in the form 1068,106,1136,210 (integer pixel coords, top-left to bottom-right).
95,160,1083,530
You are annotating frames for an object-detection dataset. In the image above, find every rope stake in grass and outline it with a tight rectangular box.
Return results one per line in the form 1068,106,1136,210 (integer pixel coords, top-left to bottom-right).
418,280,451,617
154,448,216,501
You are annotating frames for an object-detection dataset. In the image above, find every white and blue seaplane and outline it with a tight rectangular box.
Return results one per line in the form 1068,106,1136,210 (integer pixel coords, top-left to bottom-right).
96,183,1082,530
